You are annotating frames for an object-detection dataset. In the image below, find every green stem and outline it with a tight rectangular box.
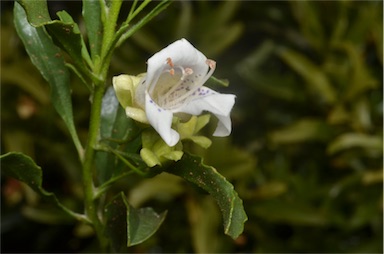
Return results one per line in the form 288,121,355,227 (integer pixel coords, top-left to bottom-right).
82,84,108,250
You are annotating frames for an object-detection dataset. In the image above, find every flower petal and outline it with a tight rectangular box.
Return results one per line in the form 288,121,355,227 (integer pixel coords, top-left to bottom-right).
146,38,208,93
174,87,236,136
145,91,180,146
213,114,232,137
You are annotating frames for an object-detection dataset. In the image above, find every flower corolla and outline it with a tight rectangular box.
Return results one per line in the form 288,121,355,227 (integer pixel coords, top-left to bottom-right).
113,38,236,147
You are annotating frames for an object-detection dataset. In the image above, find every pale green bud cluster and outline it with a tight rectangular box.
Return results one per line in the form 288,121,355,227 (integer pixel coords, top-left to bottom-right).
113,74,212,167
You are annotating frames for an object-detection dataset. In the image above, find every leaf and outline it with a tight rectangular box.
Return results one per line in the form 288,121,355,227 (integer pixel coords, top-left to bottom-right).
115,0,172,48
17,0,51,25
0,152,84,221
186,196,222,253
237,41,301,102
128,173,185,207
95,87,141,183
104,192,167,251
198,137,256,181
14,3,83,155
290,1,325,51
100,87,134,140
269,118,332,145
17,1,93,81
82,0,103,60
340,42,378,101
278,47,337,104
166,153,248,239
44,11,92,70
327,133,382,155
251,200,327,226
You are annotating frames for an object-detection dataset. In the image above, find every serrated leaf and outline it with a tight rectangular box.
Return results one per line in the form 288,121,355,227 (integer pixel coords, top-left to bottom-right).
0,152,83,221
14,3,82,155
104,192,167,251
166,153,248,239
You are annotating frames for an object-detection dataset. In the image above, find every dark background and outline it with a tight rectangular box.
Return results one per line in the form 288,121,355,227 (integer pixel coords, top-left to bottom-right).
1,1,383,252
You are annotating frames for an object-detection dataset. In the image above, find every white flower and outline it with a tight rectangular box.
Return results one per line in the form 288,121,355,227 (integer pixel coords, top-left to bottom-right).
126,38,236,147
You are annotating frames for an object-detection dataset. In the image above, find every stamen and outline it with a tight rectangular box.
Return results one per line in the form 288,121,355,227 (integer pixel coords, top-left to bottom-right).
169,68,175,76
166,57,174,67
166,60,216,109
197,59,216,86
162,66,190,100
185,68,193,75
206,59,216,69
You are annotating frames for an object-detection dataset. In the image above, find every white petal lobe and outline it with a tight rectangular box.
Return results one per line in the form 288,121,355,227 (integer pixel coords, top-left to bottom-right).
145,91,180,146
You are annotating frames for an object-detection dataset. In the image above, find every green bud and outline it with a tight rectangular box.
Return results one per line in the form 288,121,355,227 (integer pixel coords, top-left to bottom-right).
113,74,149,124
112,74,141,109
140,130,184,167
175,114,212,148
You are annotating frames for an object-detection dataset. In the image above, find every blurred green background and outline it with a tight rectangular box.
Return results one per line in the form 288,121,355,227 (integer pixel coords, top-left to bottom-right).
1,1,383,253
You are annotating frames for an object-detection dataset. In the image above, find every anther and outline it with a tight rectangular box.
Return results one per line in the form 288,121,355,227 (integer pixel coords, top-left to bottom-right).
206,59,216,69
185,68,193,75
166,57,174,67
169,68,175,75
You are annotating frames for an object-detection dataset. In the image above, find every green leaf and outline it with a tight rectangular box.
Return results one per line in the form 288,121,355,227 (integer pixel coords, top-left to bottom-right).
115,0,172,48
14,3,83,156
187,197,222,253
0,152,86,222
166,153,247,239
198,137,256,181
237,41,301,102
100,87,137,141
17,0,51,25
95,87,141,183
104,192,167,251
327,133,383,155
278,47,337,104
251,200,327,226
17,1,92,72
290,1,325,51
340,42,379,101
82,0,103,60
269,118,332,145
45,11,92,70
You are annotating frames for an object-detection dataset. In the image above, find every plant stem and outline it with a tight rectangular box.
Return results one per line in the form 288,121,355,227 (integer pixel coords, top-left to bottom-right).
82,83,108,250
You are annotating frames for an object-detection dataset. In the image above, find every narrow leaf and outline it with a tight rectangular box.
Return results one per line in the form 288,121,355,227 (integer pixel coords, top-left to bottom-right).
166,153,248,239
105,192,167,251
0,152,85,222
278,47,337,104
82,0,103,59
269,118,332,145
14,2,83,156
115,0,171,48
327,133,383,155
